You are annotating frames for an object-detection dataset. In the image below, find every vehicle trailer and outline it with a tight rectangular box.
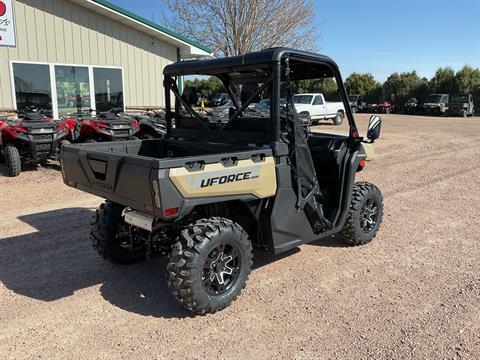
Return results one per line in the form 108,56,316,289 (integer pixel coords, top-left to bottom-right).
446,94,475,117
61,48,384,314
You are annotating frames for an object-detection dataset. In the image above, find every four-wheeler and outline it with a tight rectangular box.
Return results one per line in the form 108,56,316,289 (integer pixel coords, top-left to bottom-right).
60,48,384,315
376,101,395,114
133,109,167,139
348,94,366,113
421,93,449,115
446,94,475,117
292,93,346,125
64,108,140,143
404,98,419,114
0,106,69,176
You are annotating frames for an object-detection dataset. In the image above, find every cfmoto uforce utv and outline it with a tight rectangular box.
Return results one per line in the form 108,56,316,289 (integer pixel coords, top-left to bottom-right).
60,49,384,314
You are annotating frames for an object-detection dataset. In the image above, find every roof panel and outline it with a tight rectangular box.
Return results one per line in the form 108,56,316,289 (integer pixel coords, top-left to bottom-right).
73,0,212,56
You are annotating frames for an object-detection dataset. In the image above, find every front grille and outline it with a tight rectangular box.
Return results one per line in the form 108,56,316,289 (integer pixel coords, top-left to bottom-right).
113,130,129,136
32,133,53,141
35,143,52,152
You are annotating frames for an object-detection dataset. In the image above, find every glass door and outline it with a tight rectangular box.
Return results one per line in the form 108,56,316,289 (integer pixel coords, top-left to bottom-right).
55,65,90,117
93,68,124,112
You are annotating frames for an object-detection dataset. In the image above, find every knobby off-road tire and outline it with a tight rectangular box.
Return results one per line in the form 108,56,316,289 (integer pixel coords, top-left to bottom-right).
90,201,146,264
5,144,21,177
340,182,383,246
167,217,253,315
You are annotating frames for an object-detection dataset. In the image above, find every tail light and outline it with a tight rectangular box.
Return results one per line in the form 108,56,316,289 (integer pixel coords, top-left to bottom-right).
163,208,178,217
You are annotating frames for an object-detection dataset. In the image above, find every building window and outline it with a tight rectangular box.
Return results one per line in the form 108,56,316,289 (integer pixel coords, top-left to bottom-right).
55,65,91,117
93,68,124,112
11,62,124,118
12,63,53,115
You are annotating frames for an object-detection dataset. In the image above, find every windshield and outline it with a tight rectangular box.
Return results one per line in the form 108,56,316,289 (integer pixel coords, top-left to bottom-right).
450,95,469,103
424,94,442,103
292,95,313,104
348,95,359,102
212,93,225,100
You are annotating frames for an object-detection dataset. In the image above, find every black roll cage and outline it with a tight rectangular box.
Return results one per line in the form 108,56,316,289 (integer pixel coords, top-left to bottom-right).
163,48,360,142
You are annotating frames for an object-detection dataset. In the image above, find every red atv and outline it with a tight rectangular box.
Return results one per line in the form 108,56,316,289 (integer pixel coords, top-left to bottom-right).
376,101,395,114
64,108,140,143
0,106,69,176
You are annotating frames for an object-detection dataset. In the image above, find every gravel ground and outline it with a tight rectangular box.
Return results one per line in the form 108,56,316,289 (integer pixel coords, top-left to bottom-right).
0,114,479,359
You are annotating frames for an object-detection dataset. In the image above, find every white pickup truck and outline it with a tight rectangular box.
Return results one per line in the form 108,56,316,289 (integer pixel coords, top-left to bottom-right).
293,93,346,125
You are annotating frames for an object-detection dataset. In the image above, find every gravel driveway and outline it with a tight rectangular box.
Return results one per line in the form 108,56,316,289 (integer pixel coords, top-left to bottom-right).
0,114,479,359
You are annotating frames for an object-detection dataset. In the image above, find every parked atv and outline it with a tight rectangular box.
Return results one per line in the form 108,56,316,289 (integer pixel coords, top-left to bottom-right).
64,108,140,143
376,101,395,114
404,98,419,114
133,109,167,139
61,48,384,315
0,107,69,176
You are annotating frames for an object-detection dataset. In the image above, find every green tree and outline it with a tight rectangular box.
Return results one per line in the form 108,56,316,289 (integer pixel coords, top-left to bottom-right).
454,65,480,93
429,67,456,94
383,71,424,109
184,76,224,98
366,84,384,104
345,73,377,97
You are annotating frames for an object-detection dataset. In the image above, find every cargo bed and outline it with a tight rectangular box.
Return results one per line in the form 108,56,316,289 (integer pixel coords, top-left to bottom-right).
60,138,273,217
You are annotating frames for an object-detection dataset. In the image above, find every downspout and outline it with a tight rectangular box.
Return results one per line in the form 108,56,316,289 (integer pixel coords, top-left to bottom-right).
176,48,183,95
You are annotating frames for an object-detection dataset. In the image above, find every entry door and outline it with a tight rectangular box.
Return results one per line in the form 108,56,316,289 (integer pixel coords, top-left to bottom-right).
312,95,325,118
55,65,90,117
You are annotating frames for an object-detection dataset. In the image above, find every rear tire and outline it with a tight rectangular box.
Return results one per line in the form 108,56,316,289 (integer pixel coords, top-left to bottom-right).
4,144,21,177
340,182,383,246
90,201,147,264
167,217,253,315
333,111,344,125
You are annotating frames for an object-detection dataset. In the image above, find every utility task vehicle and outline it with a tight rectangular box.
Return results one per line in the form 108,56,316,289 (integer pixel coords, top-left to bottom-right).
60,48,384,314
64,108,140,143
348,94,366,113
0,107,69,176
421,94,449,115
292,93,346,125
446,94,475,117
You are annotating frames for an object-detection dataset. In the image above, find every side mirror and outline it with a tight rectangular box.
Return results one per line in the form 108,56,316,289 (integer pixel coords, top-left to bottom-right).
367,115,382,142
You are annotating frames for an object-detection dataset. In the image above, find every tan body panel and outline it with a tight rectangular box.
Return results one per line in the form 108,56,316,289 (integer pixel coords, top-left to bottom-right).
361,143,376,160
169,157,277,198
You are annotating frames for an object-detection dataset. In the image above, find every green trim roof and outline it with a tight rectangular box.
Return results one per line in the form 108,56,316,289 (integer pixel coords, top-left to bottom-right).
91,0,212,54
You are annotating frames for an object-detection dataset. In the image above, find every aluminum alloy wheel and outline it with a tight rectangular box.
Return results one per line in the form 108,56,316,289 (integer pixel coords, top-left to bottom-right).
360,198,379,232
202,243,241,295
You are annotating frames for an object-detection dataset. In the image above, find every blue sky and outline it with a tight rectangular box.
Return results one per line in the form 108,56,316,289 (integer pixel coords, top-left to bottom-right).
110,0,480,82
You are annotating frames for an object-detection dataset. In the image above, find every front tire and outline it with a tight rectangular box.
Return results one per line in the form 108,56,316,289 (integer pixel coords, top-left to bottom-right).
340,182,383,246
167,217,253,315
4,144,21,177
90,201,147,264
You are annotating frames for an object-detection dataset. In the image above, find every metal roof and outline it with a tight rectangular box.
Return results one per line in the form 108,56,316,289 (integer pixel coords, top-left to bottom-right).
69,0,212,57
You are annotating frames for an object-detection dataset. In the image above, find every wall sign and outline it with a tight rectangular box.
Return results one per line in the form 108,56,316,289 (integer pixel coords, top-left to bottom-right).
0,0,15,47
